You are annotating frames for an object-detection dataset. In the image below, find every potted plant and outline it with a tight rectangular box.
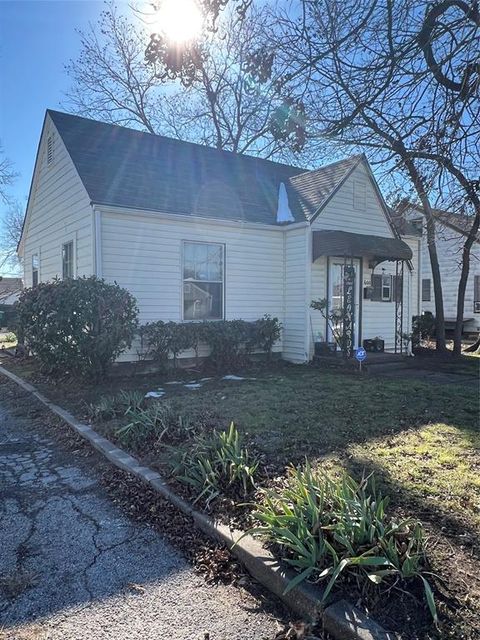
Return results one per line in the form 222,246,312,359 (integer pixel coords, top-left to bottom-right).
311,299,343,354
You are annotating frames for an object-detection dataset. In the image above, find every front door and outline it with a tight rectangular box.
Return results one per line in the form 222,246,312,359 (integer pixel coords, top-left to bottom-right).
328,258,361,350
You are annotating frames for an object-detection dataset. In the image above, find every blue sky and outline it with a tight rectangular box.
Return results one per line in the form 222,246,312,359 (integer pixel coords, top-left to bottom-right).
0,0,106,207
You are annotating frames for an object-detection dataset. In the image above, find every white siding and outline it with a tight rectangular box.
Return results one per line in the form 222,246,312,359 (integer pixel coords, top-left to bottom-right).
420,224,480,330
21,115,93,286
312,163,393,237
99,209,292,361
284,226,309,362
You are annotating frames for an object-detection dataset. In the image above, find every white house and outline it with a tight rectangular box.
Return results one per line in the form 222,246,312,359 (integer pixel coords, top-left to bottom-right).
402,204,480,333
18,110,421,363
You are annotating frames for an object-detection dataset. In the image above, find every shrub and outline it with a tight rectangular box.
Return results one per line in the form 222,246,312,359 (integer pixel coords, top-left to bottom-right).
412,312,436,347
14,277,138,379
139,316,282,371
251,464,437,621
166,422,259,508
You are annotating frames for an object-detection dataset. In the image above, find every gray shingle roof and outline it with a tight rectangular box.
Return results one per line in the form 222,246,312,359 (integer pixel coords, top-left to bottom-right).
48,110,362,226
288,156,363,221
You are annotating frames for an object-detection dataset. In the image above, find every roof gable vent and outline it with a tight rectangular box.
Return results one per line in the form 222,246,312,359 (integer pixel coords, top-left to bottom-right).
276,182,295,223
47,134,54,165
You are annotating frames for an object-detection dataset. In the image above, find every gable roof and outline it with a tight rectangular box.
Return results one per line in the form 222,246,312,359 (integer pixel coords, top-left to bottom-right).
398,202,479,243
287,155,363,221
46,110,372,227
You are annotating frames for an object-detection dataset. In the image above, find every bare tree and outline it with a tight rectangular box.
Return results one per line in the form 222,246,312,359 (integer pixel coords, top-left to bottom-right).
65,1,316,163
0,200,24,273
204,0,478,353
0,145,17,205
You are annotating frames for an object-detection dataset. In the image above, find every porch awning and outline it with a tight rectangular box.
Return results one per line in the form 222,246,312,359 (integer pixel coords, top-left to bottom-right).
312,230,412,262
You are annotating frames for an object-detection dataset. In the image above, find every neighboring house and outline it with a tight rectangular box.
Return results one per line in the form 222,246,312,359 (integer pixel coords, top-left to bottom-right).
400,204,480,333
0,277,23,329
0,277,23,306
17,110,421,363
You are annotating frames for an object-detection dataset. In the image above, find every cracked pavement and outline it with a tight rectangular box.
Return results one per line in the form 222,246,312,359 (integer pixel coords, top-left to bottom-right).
0,382,280,639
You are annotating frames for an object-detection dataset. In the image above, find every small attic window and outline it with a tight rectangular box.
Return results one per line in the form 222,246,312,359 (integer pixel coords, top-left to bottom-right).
47,134,54,165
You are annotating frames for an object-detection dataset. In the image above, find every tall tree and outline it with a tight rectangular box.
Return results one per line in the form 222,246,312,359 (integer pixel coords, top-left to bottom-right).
175,0,478,353
65,1,314,162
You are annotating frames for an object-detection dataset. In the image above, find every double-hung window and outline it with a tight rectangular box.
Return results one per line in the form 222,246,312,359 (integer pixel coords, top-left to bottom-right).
183,241,224,320
381,274,392,301
32,254,39,287
62,241,74,279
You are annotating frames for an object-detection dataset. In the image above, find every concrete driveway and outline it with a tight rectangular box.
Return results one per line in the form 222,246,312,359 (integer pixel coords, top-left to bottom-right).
0,381,281,640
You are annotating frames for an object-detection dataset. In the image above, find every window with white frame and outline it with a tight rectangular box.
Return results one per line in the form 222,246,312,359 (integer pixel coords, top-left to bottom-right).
381,274,392,301
62,241,74,279
32,254,39,287
183,241,224,320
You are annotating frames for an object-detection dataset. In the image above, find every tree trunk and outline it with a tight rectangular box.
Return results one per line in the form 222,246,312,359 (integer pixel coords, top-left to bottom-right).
453,212,480,355
402,156,447,351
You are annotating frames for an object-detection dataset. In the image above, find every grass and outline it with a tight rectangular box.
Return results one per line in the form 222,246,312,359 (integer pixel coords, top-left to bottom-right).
0,355,478,636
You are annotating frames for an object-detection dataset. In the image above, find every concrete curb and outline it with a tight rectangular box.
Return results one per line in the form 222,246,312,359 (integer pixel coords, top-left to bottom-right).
0,364,397,640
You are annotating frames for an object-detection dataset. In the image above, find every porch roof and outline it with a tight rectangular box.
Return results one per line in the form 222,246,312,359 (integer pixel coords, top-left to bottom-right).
312,230,412,262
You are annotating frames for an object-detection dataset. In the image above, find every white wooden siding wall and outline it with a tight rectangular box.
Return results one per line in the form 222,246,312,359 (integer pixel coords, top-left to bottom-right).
309,166,420,353
100,211,289,361
311,163,393,236
283,227,309,362
420,225,480,330
22,116,93,286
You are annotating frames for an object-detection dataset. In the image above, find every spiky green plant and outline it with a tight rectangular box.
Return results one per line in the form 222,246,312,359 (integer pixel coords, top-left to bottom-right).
250,464,437,622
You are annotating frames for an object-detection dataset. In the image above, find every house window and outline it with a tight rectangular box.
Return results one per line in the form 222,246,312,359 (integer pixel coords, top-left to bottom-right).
381,274,392,301
32,254,39,287
474,275,480,313
47,134,54,165
62,241,74,279
183,241,224,320
353,180,366,210
422,278,431,302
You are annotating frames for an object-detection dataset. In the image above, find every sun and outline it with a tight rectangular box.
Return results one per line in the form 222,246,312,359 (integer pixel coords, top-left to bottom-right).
150,0,204,44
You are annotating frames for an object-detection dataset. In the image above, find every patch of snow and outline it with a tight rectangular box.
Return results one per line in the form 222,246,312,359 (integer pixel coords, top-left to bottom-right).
165,381,182,385
222,375,245,381
276,182,295,223
145,390,165,398
184,383,203,389
199,377,213,382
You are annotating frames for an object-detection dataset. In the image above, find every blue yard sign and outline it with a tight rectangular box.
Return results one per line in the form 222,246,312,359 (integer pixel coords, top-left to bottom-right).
355,347,367,362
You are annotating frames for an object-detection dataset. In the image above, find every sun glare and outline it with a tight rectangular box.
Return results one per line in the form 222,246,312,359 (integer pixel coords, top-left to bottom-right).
151,0,204,44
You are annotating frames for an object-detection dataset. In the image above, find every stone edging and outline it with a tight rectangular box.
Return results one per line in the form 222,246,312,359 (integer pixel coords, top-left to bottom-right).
0,364,397,640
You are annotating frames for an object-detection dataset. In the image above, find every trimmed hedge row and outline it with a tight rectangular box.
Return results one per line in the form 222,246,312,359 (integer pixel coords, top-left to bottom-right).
139,316,282,370
13,277,282,377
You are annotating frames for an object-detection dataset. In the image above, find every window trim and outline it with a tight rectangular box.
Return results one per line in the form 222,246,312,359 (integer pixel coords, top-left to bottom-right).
32,252,40,287
181,240,225,322
61,239,76,280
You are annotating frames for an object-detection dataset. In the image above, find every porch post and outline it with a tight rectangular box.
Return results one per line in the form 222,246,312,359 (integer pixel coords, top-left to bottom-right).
394,260,404,354
342,255,355,358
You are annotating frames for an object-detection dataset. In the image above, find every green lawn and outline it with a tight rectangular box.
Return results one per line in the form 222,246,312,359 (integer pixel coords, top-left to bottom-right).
1,356,479,636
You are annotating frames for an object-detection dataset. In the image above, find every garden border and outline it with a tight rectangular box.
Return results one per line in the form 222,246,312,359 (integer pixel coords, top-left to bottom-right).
0,363,397,640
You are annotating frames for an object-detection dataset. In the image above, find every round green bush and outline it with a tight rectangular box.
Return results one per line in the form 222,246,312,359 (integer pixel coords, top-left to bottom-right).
15,277,138,378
